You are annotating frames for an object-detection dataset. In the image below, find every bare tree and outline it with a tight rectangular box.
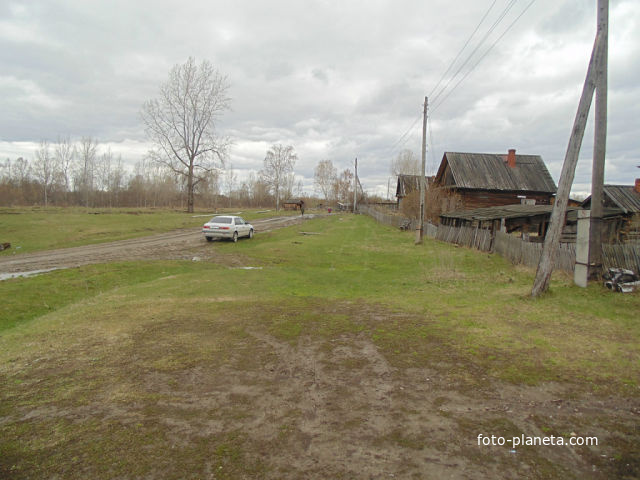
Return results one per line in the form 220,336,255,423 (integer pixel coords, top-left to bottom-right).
33,140,56,207
260,144,297,211
333,168,353,204
13,157,31,185
76,137,98,207
141,57,231,213
314,159,337,202
224,164,237,207
54,136,75,195
391,149,420,176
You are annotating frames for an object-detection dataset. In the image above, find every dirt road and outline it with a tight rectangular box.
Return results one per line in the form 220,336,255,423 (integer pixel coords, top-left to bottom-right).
0,214,318,274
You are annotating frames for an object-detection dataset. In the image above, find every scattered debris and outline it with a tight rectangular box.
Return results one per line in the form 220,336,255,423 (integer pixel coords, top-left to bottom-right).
299,231,323,236
232,266,263,270
603,267,640,293
0,242,10,251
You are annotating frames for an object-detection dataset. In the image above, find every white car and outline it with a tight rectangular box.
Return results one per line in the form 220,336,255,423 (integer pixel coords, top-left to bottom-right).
202,215,254,243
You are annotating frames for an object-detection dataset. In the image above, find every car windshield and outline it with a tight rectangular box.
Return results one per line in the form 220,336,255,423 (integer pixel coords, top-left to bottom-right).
210,216,232,224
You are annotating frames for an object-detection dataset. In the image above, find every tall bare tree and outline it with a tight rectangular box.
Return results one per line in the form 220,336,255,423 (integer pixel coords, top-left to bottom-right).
224,163,237,207
314,159,337,202
54,136,75,197
141,57,231,213
333,168,353,204
33,140,56,207
391,149,420,176
260,144,297,211
76,137,98,207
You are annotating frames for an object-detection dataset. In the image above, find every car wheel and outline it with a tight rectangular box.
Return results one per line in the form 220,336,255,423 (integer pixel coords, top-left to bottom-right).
249,229,254,239
206,236,214,242
232,231,238,243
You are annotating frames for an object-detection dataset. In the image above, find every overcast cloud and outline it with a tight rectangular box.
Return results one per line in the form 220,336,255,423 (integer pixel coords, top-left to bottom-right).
1,0,638,196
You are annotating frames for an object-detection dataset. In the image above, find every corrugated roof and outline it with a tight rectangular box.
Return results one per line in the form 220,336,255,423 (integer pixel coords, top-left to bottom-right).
439,152,557,193
603,185,640,214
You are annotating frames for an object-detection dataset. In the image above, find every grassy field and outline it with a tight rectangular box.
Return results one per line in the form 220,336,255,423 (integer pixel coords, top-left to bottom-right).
0,206,300,255
1,214,638,479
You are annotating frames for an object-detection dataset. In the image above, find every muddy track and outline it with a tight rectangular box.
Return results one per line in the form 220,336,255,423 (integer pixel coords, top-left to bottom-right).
0,214,321,274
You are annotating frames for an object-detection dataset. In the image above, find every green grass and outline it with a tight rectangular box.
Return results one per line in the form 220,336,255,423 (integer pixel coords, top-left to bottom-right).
1,213,639,479
0,206,303,255
3,214,637,390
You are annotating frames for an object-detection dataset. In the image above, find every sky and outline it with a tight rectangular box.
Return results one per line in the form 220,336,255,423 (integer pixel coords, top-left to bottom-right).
1,0,638,198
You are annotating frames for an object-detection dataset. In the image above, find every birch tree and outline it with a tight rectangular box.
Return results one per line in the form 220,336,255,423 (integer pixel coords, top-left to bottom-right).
141,57,231,213
260,144,297,211
76,137,98,207
314,159,337,202
54,136,75,196
33,140,56,206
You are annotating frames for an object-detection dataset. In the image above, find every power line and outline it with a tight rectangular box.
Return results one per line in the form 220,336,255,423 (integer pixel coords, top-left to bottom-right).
385,0,537,161
428,0,499,99
431,0,538,114
430,0,520,107
384,111,422,159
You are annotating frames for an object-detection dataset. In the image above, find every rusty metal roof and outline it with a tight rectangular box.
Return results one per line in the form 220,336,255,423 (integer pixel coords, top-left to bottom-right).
438,152,557,193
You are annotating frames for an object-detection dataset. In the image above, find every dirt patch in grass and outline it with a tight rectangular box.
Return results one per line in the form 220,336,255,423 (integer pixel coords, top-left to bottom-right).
1,299,637,479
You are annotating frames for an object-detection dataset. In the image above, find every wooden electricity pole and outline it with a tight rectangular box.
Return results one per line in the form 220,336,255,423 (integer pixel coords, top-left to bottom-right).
588,0,608,279
532,0,608,297
416,96,428,245
353,157,358,213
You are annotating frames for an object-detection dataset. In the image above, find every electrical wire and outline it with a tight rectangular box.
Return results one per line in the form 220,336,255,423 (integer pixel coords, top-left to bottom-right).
384,111,422,159
430,0,520,107
428,0,499,99
431,0,538,114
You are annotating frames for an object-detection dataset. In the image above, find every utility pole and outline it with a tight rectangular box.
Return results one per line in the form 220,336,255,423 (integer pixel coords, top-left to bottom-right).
353,157,358,213
416,96,428,244
588,0,608,279
532,0,607,297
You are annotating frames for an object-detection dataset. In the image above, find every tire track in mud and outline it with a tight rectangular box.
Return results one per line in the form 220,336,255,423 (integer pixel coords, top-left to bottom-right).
0,214,324,274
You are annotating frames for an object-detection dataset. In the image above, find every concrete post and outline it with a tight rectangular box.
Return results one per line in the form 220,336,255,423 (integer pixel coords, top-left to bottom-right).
575,210,592,288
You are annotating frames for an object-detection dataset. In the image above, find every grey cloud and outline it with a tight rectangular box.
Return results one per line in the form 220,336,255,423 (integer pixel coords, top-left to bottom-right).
1,0,639,194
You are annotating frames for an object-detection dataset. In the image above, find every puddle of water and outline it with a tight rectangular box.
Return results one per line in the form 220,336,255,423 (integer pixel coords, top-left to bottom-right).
0,268,60,281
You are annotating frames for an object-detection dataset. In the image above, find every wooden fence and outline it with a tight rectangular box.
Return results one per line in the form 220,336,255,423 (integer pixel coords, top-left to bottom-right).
602,243,640,274
361,206,639,274
434,224,493,251
493,232,576,272
359,206,412,230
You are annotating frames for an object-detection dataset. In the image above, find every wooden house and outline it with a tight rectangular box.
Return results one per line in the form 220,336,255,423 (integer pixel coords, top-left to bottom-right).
395,174,434,208
582,181,640,242
432,149,557,215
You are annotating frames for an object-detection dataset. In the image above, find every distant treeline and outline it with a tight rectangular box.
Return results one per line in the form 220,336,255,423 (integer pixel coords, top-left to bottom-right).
0,138,302,209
